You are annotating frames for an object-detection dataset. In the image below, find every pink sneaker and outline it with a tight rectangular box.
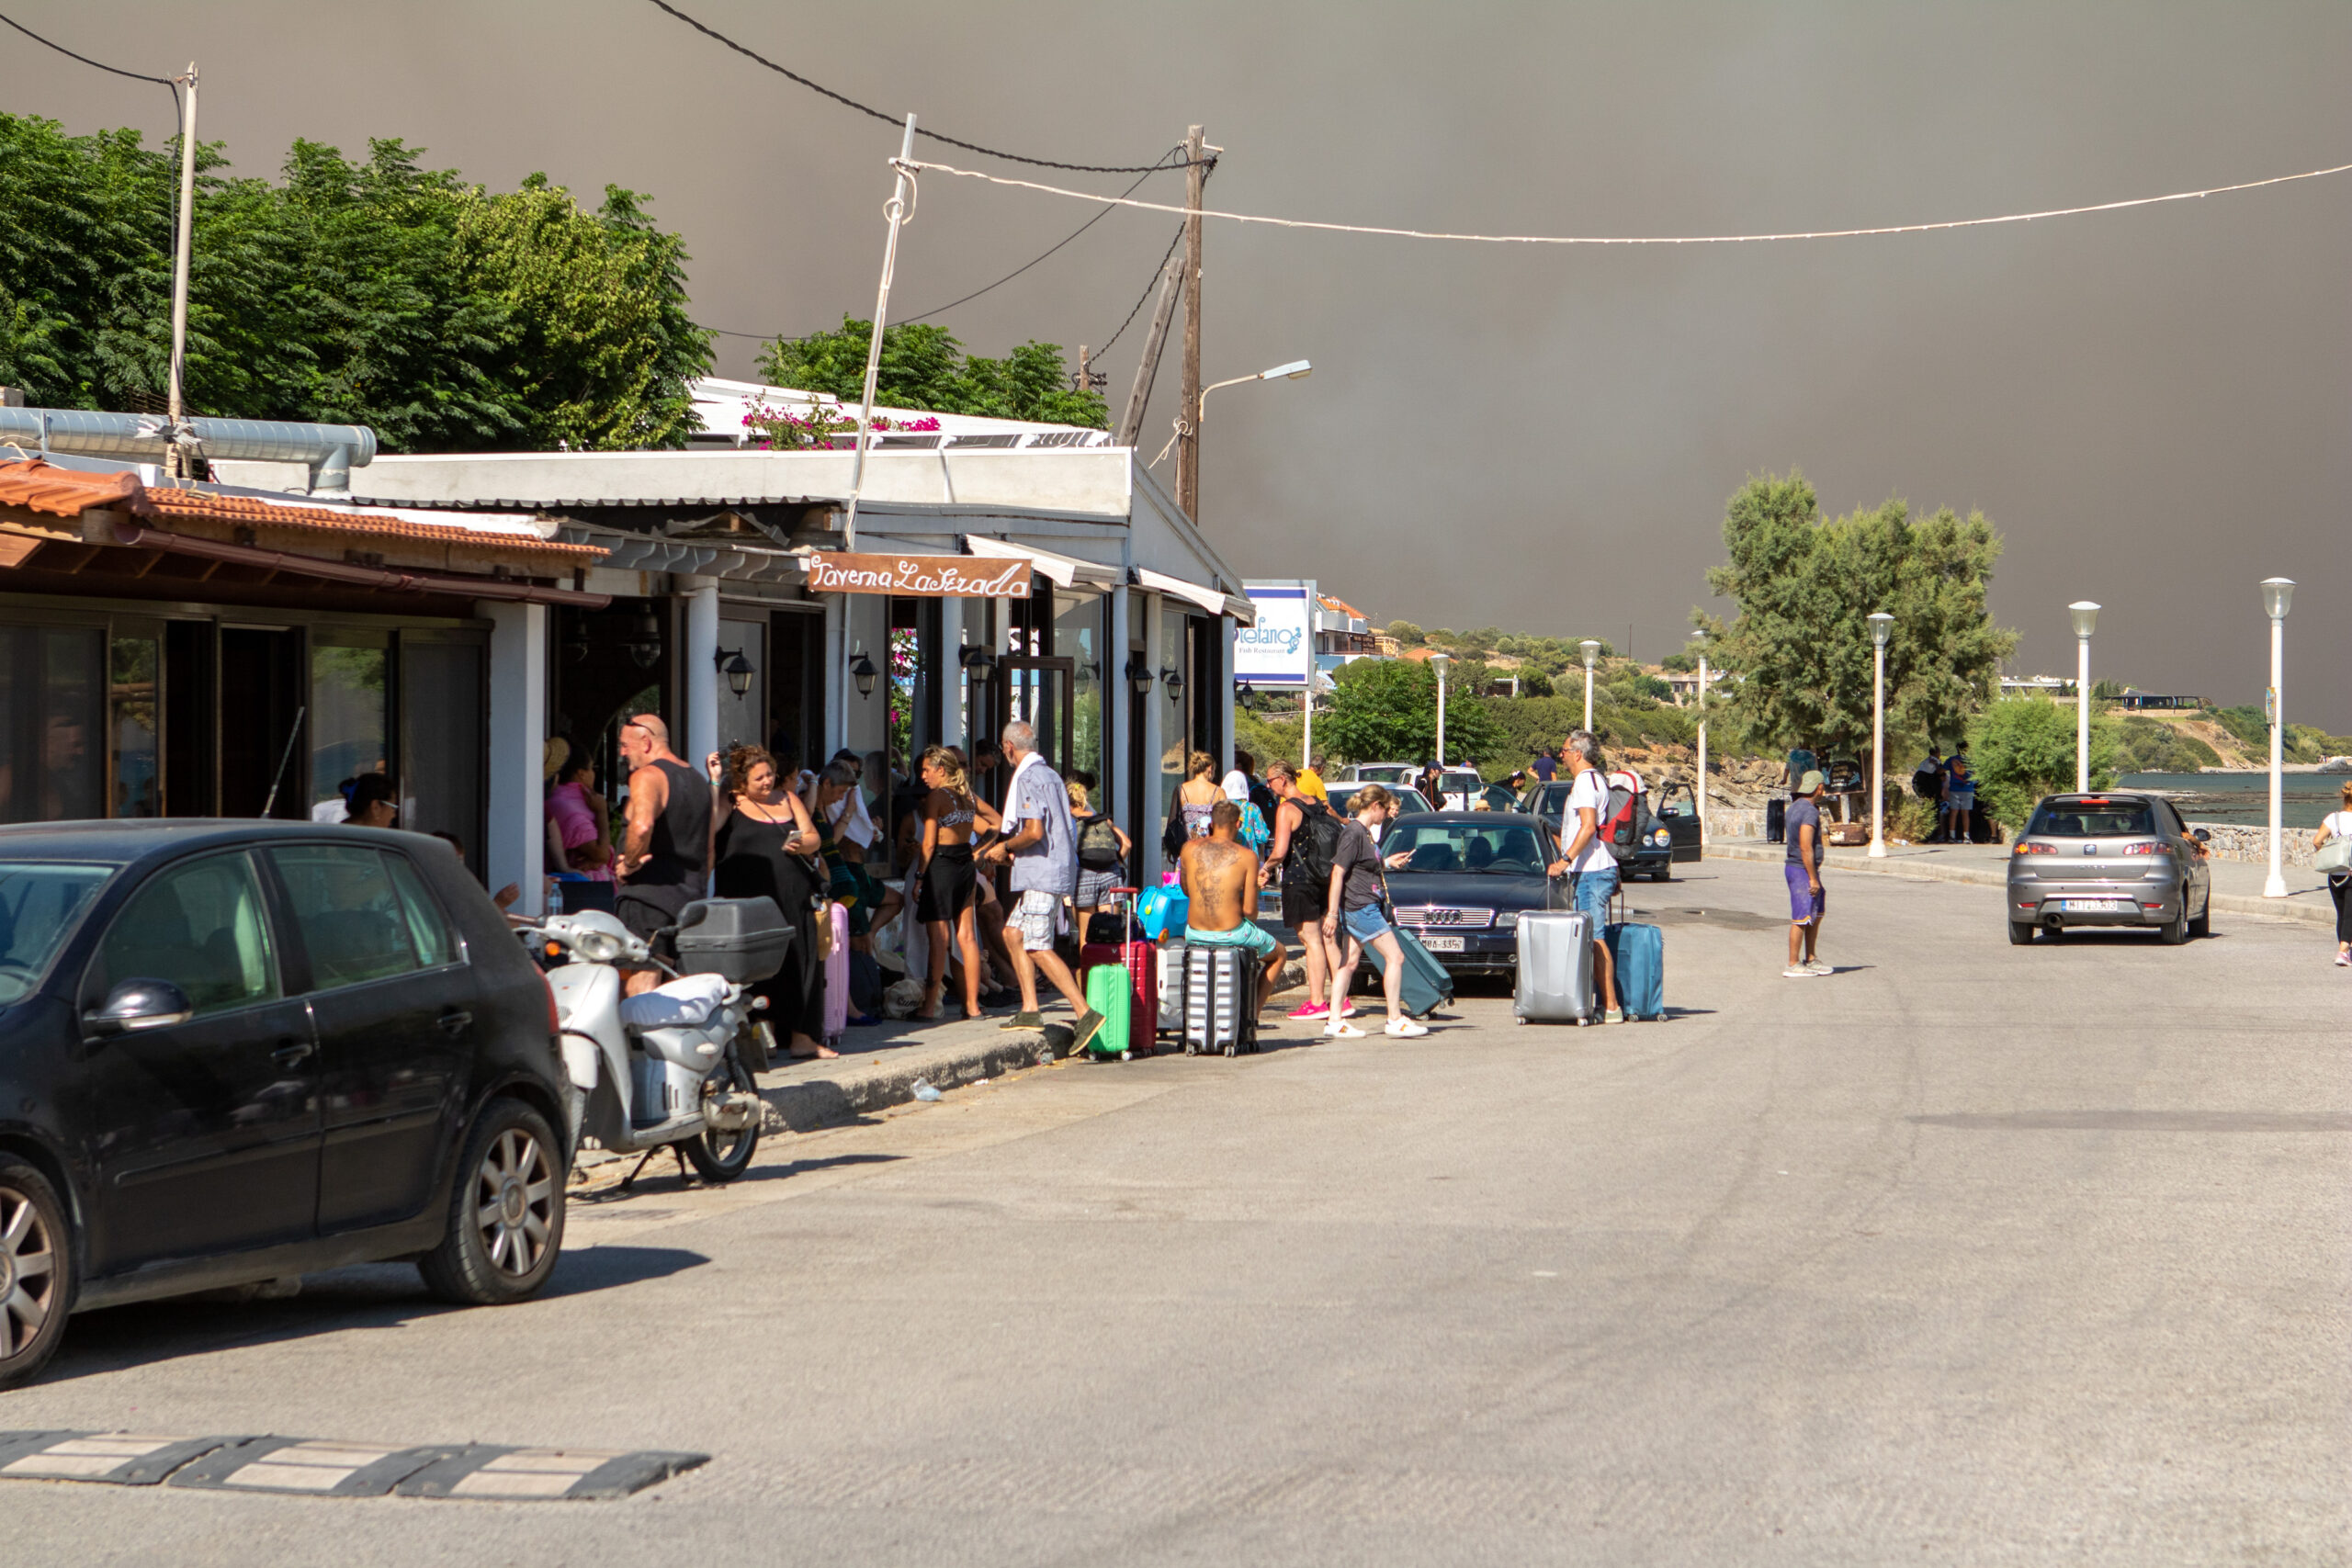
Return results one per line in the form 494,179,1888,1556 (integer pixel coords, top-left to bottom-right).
1286,1001,1329,1020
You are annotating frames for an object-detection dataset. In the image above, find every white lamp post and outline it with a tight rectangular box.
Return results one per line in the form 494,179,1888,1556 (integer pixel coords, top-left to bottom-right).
1693,630,1709,848
1579,639,1601,733
1430,651,1452,767
2069,602,2099,792
2262,578,2294,897
1867,613,1894,857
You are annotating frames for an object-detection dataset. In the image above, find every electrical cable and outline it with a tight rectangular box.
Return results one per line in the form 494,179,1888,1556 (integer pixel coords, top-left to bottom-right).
0,9,173,85
1092,222,1187,359
642,0,1205,175
904,154,2352,246
900,148,1184,324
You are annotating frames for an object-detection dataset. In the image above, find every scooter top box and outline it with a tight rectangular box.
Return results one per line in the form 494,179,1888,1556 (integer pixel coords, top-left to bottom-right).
672,897,792,984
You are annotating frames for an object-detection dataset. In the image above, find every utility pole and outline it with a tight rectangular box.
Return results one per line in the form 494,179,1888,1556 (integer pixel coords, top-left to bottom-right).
1174,124,1205,520
1116,247,1183,447
165,62,198,479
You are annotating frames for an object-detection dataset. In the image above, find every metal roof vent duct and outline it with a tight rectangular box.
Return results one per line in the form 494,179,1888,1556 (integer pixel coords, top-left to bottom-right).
0,407,378,495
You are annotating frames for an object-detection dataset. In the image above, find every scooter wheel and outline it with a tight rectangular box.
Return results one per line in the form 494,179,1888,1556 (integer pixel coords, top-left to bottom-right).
683,1060,761,1183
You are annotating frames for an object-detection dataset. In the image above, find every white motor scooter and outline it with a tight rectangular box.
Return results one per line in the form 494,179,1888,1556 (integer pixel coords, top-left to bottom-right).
526,897,788,1183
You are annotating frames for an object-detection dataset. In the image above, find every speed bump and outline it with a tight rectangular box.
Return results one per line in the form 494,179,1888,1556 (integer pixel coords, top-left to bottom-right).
0,1430,705,1500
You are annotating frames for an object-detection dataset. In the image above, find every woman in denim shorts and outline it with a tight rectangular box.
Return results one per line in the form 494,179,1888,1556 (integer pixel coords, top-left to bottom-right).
1319,787,1429,1038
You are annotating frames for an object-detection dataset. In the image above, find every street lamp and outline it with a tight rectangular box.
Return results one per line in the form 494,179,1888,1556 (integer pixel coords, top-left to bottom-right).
1176,359,1312,523
1867,612,1894,858
1429,652,1453,767
2262,577,2294,897
2068,602,2099,792
1693,630,1709,848
713,647,753,698
1579,639,1601,732
848,648,878,700
1125,655,1154,697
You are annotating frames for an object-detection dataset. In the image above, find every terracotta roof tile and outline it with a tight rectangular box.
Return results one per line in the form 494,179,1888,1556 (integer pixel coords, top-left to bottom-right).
136,487,602,560
0,459,139,516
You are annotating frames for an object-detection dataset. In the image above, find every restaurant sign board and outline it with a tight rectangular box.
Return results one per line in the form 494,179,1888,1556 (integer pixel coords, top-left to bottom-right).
804,552,1032,598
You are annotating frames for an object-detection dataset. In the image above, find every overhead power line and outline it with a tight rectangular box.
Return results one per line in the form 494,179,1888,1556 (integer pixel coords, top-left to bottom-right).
901,148,1186,324
901,154,2352,246
642,0,1204,175
1093,223,1188,359
0,9,174,85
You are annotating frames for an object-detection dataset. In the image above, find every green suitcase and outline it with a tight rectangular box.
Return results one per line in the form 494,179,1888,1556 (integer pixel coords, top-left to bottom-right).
1084,961,1134,1059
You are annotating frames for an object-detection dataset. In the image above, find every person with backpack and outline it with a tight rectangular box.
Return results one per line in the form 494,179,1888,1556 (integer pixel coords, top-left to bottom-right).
1263,760,1345,1021
1066,775,1132,937
1542,730,1624,1024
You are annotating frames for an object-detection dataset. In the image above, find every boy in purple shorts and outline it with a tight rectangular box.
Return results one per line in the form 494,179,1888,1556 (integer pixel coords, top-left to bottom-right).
1782,769,1829,977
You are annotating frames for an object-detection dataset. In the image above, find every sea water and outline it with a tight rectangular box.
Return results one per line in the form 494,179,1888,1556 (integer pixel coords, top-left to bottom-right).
2118,772,2342,829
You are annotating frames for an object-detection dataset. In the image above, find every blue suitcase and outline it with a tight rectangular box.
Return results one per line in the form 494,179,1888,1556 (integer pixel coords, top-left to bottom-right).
1378,924,1456,1020
1603,921,1666,1020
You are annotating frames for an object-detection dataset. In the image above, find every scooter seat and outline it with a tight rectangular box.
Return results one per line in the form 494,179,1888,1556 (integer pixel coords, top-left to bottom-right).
618,973,730,1030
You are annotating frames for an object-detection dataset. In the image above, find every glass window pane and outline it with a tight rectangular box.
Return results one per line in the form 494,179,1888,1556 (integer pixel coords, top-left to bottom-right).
0,625,103,824
1054,592,1105,793
267,844,420,989
0,862,114,1007
383,852,459,967
311,644,389,823
1159,605,1189,822
398,640,482,868
110,632,161,818
97,852,279,1015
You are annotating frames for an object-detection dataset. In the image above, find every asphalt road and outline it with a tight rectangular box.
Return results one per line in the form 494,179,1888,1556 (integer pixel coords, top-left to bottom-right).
6,858,2346,1564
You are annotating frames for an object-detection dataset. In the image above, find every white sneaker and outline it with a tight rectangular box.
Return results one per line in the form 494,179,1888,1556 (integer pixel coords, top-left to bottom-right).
1782,965,1815,978
1804,959,1834,975
1384,1018,1430,1037
2335,951,2349,967
1324,1021,1367,1039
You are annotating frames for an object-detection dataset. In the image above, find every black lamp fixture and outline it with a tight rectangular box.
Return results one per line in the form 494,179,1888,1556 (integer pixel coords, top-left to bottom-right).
849,648,878,699
1162,664,1185,703
1238,680,1256,702
713,647,753,697
958,643,998,677
562,612,589,664
622,610,662,671
1125,655,1154,697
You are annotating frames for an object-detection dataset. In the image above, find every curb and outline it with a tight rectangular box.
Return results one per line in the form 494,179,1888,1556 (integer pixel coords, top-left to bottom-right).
753,1027,1058,1133
1702,842,2332,928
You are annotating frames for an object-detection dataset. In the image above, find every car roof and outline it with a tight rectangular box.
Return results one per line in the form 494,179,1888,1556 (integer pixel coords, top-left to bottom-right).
1393,810,1547,826
0,818,444,867
2036,793,2161,808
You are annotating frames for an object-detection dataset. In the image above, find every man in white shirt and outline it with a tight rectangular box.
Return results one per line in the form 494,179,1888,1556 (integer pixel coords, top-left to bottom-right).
1543,730,1623,1023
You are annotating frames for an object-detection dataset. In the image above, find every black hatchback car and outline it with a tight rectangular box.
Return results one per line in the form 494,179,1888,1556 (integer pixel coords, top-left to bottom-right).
0,821,571,1388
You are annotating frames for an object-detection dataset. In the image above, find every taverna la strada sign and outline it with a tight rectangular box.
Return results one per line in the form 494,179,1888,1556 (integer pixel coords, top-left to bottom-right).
803,552,1032,598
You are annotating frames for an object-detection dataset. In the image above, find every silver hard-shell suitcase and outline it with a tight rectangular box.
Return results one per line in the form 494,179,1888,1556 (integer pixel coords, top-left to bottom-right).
1180,945,1260,1056
1515,909,1597,1024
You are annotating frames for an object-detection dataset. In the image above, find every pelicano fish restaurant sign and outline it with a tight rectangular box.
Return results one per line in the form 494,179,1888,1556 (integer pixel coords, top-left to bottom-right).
804,553,1032,598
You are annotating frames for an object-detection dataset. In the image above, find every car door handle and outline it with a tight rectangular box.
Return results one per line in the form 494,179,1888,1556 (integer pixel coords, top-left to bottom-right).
436,1010,473,1037
272,1039,314,1067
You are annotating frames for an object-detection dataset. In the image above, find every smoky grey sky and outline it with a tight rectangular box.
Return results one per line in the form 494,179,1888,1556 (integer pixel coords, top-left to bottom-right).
13,2,2352,726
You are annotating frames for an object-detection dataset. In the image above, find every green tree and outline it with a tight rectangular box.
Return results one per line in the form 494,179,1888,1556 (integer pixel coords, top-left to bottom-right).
1702,470,2018,764
757,317,1107,427
1966,697,2116,831
1385,620,1425,648
1319,657,1500,764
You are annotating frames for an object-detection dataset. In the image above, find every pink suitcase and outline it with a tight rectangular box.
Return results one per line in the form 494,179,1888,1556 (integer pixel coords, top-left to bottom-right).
823,901,851,1044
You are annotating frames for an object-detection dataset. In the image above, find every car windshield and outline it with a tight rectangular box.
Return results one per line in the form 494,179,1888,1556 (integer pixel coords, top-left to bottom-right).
0,862,116,1006
1384,822,1550,874
2029,800,2158,838
1330,784,1433,817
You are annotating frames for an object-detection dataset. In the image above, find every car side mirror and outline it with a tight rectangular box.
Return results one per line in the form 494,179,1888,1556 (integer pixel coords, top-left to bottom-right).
2191,829,2211,843
84,978,193,1037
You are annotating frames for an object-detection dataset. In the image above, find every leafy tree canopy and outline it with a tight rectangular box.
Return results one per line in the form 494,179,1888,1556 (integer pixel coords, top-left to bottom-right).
0,115,712,451
758,317,1107,428
1701,470,2018,763
1966,697,2116,831
1319,656,1501,766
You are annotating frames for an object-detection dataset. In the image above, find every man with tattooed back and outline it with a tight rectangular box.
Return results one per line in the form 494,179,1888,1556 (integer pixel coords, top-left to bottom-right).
1179,799,1281,1017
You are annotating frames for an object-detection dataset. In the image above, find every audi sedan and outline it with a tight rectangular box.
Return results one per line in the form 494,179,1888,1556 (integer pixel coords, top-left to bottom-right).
2005,793,2212,944
0,820,573,1389
1377,812,1566,976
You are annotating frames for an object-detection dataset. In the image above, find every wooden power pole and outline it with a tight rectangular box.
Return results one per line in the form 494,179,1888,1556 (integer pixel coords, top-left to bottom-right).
1116,248,1184,448
1174,124,1205,520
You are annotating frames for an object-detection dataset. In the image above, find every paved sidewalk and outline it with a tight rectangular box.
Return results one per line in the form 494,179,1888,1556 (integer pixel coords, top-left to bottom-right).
1706,834,2338,926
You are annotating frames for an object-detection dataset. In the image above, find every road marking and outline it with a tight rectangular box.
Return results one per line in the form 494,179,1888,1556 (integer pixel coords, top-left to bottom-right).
0,1431,706,1500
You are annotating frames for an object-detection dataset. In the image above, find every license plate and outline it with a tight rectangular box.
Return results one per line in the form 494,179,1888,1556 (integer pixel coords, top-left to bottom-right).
1420,934,1465,953
2059,899,2129,913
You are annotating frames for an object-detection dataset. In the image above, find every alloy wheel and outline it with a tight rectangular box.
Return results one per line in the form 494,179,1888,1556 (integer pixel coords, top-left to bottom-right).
472,1127,556,1278
0,1184,58,1362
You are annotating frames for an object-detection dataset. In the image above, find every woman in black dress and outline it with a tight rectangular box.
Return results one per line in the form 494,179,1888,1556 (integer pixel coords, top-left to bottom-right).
707,744,834,1059
913,744,989,1020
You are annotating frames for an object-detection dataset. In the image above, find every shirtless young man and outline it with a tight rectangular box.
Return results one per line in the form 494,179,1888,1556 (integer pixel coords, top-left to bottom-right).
1179,799,1281,1017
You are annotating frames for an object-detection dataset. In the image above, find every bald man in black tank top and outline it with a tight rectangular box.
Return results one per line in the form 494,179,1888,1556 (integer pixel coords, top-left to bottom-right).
616,713,712,997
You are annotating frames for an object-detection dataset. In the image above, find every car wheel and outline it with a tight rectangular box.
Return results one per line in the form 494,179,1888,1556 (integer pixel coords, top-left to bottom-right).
2007,920,2035,946
2188,898,2211,940
2160,908,2189,945
0,1158,71,1391
683,1060,761,1183
419,1099,565,1306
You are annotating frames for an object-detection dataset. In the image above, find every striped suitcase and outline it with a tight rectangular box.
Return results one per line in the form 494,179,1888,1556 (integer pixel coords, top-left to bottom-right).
1179,945,1259,1056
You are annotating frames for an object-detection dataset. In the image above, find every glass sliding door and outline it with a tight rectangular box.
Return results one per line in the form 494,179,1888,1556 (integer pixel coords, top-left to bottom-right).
109,625,162,818
400,637,485,872
0,624,102,824
1053,592,1106,793
311,637,390,821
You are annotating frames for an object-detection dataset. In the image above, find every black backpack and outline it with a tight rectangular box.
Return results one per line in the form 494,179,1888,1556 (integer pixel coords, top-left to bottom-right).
1291,798,1345,886
1077,812,1124,871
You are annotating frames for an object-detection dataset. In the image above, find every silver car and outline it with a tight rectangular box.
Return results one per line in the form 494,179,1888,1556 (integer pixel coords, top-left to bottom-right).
2006,792,2212,945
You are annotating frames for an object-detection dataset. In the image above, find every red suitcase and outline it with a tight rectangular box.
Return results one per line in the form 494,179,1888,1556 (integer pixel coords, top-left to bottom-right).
1080,889,1158,1050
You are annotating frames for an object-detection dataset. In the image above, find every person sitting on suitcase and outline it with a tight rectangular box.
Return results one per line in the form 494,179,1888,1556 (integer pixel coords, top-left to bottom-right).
1543,730,1624,1025
1322,786,1430,1039
1179,800,1283,1019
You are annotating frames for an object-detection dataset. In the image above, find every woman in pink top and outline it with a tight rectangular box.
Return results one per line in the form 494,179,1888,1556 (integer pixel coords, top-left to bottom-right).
545,752,615,879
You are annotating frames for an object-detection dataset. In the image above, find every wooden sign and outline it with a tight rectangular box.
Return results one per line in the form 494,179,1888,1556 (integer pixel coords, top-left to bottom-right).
804,552,1032,598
